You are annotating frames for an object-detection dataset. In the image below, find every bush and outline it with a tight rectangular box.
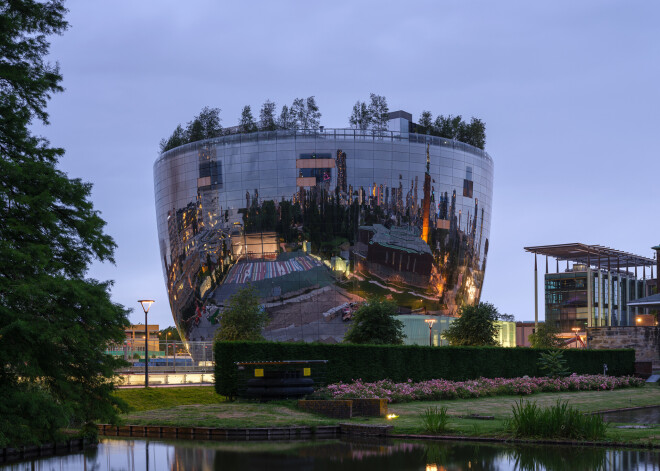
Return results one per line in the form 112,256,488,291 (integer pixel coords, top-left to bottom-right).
507,399,607,440
422,406,450,433
538,350,570,378
213,341,635,398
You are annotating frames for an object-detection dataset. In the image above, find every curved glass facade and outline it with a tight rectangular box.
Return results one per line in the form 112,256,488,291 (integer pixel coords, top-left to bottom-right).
153,129,494,344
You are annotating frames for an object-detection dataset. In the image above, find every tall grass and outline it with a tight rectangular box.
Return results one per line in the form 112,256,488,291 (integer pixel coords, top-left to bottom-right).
507,399,607,440
421,406,450,434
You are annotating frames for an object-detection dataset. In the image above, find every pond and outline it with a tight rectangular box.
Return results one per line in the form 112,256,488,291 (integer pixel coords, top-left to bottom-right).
2,437,660,471
600,406,660,424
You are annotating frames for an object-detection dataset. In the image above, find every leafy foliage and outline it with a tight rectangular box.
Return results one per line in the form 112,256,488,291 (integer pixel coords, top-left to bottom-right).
158,326,181,341
258,99,277,131
443,302,500,346
214,342,635,398
290,96,321,130
538,350,571,378
529,322,563,348
432,115,486,149
368,93,389,131
0,0,129,446
277,104,296,130
343,298,405,345
214,285,268,341
349,100,371,130
159,106,223,152
238,105,257,133
417,110,433,134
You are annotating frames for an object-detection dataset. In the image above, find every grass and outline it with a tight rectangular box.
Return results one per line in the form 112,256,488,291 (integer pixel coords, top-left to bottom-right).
113,384,660,445
114,386,226,412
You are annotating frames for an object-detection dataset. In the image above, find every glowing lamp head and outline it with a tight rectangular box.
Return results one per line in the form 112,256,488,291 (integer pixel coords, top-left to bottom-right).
425,319,436,327
386,414,399,420
138,299,155,314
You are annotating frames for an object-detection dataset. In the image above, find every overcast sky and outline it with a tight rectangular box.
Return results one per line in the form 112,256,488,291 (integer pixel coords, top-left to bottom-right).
37,0,660,327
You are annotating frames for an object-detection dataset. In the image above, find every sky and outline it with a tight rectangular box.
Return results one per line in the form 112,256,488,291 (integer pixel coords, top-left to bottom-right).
37,0,660,327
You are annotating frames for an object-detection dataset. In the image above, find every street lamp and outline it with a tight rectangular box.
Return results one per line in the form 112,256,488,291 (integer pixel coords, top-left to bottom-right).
571,327,580,349
138,299,155,388
425,318,436,347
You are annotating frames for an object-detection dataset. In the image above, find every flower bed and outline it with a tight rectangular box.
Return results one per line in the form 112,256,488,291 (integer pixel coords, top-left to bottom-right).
316,374,644,403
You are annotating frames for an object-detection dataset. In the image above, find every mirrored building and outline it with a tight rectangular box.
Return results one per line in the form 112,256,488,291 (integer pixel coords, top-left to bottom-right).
154,112,494,345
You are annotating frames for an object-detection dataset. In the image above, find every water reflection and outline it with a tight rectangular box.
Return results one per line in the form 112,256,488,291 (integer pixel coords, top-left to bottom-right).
2,438,659,470
600,406,660,424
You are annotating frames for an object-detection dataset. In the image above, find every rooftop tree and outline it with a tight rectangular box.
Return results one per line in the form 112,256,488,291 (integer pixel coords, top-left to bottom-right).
368,93,389,132
277,104,295,130
238,105,257,134
0,0,129,446
349,100,371,130
259,99,277,131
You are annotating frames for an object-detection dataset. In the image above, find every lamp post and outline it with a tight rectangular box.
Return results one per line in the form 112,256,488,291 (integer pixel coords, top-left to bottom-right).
138,299,155,388
571,327,580,349
425,318,436,347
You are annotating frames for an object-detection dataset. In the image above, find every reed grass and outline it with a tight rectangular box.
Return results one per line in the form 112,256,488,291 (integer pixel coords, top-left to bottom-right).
421,406,450,434
507,399,607,440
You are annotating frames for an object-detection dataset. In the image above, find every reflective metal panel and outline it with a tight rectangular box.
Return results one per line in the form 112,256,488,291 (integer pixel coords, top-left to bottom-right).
153,130,495,347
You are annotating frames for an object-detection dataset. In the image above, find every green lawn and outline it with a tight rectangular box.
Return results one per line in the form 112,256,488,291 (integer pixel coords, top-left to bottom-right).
114,386,225,412
114,385,660,446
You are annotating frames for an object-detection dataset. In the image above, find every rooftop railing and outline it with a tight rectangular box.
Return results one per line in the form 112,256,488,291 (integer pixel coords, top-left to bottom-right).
157,128,493,165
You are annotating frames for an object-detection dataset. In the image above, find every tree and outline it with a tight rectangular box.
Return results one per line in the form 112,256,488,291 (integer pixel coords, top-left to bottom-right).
291,96,321,130
160,106,222,152
304,96,321,129
418,110,433,134
528,322,563,348
0,1,129,446
158,326,181,341
238,105,257,133
368,93,389,132
214,285,268,341
343,299,405,345
277,104,295,129
159,124,186,153
259,99,277,131
443,302,500,346
349,100,370,130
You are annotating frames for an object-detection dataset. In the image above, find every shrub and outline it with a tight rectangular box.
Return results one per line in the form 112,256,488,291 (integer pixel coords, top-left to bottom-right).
507,399,607,440
422,406,450,433
538,350,570,378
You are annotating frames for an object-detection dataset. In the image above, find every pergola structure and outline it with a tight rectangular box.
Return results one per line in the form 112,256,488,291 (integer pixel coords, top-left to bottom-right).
524,243,656,330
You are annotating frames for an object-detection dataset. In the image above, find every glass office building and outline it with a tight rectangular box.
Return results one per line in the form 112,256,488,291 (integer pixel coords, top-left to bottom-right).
525,244,655,333
154,114,494,345
546,265,648,331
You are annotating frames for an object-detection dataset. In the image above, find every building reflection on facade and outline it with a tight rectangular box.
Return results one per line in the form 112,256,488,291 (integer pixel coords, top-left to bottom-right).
153,120,494,346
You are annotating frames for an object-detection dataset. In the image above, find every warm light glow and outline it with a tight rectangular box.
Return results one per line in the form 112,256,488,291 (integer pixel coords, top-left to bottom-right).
425,319,436,327
637,317,642,323
138,299,155,314
426,465,438,471
571,327,580,333
386,414,399,419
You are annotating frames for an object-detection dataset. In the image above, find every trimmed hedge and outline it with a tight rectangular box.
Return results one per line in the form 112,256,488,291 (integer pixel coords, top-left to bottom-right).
214,341,635,398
